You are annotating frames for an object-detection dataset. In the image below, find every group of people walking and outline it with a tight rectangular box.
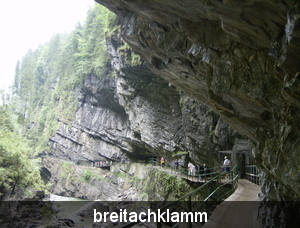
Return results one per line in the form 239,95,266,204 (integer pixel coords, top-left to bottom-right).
155,155,231,179
94,161,112,167
188,162,210,177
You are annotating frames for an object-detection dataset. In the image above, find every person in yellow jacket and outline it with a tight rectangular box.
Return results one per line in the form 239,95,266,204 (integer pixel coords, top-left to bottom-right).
160,157,166,168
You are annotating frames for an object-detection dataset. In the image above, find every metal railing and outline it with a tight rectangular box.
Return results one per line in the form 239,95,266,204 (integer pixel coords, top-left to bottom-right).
119,166,239,228
148,157,158,166
148,160,231,183
173,165,223,182
245,165,260,185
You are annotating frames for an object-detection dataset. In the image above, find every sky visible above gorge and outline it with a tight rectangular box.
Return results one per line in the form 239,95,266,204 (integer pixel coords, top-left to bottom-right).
0,0,95,92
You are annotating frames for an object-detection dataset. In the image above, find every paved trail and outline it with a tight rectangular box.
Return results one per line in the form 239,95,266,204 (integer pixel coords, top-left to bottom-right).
203,179,262,228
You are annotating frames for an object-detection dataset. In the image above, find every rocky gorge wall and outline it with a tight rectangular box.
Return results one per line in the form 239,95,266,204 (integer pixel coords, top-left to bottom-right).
95,0,300,202
46,34,238,168
42,157,197,201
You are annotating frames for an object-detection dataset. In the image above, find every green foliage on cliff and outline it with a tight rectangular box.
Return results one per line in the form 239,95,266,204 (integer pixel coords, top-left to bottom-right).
154,170,188,198
82,169,105,183
13,5,118,154
0,105,44,198
117,42,143,66
61,162,75,179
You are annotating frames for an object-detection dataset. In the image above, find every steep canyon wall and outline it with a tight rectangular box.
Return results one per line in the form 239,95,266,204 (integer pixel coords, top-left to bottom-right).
47,35,237,170
94,0,300,201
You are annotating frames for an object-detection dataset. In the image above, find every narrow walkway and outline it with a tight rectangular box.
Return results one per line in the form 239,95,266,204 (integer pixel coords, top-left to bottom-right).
203,179,262,228
152,165,230,184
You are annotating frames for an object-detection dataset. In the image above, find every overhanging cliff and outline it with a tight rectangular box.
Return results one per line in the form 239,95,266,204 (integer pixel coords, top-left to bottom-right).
95,0,300,201
14,4,238,199
48,45,237,166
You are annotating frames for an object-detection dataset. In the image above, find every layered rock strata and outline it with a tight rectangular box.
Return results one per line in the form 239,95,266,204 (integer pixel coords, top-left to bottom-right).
47,34,237,169
95,0,300,202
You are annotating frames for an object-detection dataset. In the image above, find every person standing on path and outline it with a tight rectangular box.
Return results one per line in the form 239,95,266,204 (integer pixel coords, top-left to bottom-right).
223,156,231,179
160,157,166,168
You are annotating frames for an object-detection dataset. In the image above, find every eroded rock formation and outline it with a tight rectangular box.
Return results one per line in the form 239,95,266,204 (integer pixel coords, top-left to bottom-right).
95,0,300,201
46,34,237,173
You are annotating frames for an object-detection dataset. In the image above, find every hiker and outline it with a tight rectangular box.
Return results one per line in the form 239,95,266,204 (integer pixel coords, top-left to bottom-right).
191,164,196,176
188,162,195,176
174,159,179,173
174,159,179,170
198,164,204,179
223,156,231,179
203,163,211,177
160,157,166,168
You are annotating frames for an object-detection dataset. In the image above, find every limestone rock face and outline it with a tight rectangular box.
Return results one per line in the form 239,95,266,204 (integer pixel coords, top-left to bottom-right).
47,34,237,170
94,0,300,201
42,157,195,201
48,69,236,166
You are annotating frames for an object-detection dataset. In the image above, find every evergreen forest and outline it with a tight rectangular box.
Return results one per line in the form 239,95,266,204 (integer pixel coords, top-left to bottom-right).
1,4,119,198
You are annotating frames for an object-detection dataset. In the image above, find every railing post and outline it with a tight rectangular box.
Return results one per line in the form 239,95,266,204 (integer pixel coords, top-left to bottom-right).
231,167,237,181
255,166,257,185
